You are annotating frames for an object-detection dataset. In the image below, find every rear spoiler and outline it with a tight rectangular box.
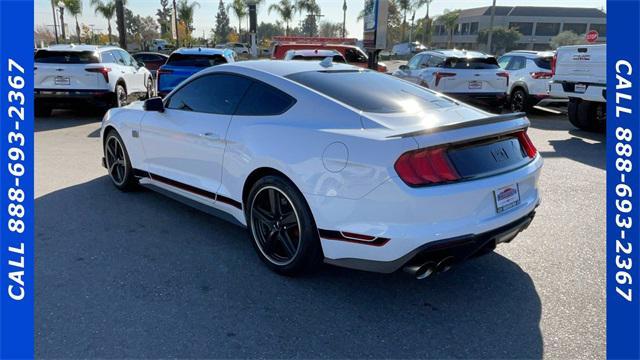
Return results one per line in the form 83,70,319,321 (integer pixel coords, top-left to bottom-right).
386,112,527,139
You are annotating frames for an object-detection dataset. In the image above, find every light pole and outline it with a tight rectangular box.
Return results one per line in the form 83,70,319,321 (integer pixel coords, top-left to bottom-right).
342,0,347,38
487,0,496,53
57,1,66,42
51,0,59,43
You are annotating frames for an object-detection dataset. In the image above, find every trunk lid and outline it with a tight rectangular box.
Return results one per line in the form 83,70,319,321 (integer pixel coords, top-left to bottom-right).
34,49,106,90
437,57,508,93
553,44,606,84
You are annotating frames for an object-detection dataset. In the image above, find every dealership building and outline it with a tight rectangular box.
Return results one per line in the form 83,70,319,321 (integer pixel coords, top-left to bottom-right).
430,6,606,51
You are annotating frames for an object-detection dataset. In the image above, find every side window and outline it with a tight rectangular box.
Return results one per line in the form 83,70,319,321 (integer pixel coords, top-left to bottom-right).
507,56,526,70
100,51,117,64
235,81,296,116
166,74,252,115
497,56,511,69
427,56,444,68
112,51,126,66
118,50,136,67
419,55,431,68
407,54,423,70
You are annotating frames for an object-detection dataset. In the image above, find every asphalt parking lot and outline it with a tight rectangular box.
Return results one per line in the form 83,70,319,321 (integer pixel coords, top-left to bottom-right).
35,109,604,358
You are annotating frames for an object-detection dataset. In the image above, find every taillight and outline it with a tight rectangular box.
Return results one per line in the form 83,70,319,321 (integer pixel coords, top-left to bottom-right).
85,67,111,83
394,146,460,186
516,131,537,158
157,67,173,76
530,71,553,79
434,72,456,87
497,71,509,86
551,53,557,76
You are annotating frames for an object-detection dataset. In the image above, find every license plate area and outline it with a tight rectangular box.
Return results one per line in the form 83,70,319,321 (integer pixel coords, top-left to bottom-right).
574,83,587,93
55,76,70,85
494,184,521,213
468,80,482,90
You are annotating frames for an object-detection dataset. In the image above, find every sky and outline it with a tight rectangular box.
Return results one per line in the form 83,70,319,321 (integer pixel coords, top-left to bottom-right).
35,0,606,40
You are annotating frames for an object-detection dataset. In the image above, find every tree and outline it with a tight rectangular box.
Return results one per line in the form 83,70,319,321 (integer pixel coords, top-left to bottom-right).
437,9,460,48
268,0,295,36
257,21,285,42
295,0,320,36
91,0,116,44
138,16,160,49
63,0,83,43
156,0,172,39
319,21,342,37
212,0,232,44
34,26,56,46
177,0,200,40
397,0,411,42
414,0,433,45
550,31,586,49
227,0,246,39
477,26,521,53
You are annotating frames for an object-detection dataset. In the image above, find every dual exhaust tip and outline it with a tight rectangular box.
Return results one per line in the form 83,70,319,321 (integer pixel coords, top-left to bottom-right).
403,256,455,280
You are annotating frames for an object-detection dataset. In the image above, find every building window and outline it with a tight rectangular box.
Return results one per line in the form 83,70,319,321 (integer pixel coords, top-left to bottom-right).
509,22,533,36
589,23,606,37
563,23,587,35
470,22,479,35
535,23,561,36
461,23,469,35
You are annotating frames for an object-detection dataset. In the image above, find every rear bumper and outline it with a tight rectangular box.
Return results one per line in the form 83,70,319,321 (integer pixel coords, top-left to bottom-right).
35,89,113,108
445,92,506,107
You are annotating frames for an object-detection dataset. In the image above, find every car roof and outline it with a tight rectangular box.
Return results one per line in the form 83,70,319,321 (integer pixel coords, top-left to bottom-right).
41,44,121,53
502,50,555,57
423,49,490,58
201,59,360,77
133,52,169,56
172,47,233,56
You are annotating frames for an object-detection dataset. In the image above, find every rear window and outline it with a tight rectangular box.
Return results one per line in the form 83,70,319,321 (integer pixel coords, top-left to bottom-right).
444,57,499,69
533,56,553,70
35,50,99,64
286,70,455,114
166,53,227,67
291,55,346,63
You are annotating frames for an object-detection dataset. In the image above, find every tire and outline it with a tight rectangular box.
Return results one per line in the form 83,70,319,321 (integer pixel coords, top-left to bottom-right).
246,175,322,276
145,77,154,99
568,99,606,132
115,83,127,107
567,98,581,128
510,88,530,113
35,105,52,117
104,130,137,191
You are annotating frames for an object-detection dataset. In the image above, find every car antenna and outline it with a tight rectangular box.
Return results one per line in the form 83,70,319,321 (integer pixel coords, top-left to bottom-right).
320,57,333,68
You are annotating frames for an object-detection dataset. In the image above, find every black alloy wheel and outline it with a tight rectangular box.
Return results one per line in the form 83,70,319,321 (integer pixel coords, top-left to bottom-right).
510,88,528,113
104,131,135,191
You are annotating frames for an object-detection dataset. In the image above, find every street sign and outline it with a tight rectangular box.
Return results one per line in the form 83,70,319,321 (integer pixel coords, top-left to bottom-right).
363,0,388,50
586,30,599,43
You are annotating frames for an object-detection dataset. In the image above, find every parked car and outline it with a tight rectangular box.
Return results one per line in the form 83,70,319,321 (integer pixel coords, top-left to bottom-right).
549,44,606,132
283,49,347,63
393,49,508,109
132,52,169,77
151,39,170,51
156,47,235,97
34,44,153,116
101,60,541,278
270,36,387,72
498,50,566,113
391,41,427,56
225,42,250,55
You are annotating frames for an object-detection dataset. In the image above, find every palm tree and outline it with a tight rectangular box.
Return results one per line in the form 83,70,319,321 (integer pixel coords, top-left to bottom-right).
63,0,82,43
438,9,460,48
227,0,246,38
268,0,295,36
397,0,411,42
90,0,116,43
177,0,200,40
415,0,433,45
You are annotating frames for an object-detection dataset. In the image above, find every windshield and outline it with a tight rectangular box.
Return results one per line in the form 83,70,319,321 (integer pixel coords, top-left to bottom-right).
444,57,499,69
35,50,99,64
286,70,455,114
166,53,227,67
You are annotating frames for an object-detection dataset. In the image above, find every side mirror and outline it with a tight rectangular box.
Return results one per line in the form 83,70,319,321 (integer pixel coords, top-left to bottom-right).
144,97,164,112
399,64,409,71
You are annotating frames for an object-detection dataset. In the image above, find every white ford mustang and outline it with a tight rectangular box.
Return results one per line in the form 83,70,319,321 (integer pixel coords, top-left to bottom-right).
100,60,542,279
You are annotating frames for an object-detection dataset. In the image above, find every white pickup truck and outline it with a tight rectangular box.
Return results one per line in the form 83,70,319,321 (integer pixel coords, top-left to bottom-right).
549,44,606,132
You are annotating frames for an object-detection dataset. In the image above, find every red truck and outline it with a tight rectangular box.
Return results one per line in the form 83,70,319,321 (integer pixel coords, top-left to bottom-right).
270,36,388,73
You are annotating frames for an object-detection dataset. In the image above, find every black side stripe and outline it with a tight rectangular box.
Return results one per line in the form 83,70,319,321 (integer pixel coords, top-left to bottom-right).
133,168,243,210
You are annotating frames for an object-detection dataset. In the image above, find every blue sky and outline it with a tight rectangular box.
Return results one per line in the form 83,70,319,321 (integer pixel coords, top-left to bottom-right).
36,0,606,39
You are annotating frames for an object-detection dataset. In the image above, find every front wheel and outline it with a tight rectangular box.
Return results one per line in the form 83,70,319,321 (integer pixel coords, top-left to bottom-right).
104,130,137,191
246,175,322,276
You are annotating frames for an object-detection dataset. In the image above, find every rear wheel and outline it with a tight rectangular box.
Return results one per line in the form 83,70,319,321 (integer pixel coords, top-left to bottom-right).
246,175,322,276
115,84,127,107
568,99,605,133
510,88,530,113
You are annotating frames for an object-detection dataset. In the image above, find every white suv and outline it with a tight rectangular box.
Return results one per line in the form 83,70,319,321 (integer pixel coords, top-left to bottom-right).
498,50,567,113
35,45,153,116
393,49,508,110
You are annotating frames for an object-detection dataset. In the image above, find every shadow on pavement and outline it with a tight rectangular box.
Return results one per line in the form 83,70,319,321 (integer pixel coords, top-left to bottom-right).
35,110,103,133
36,177,543,359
